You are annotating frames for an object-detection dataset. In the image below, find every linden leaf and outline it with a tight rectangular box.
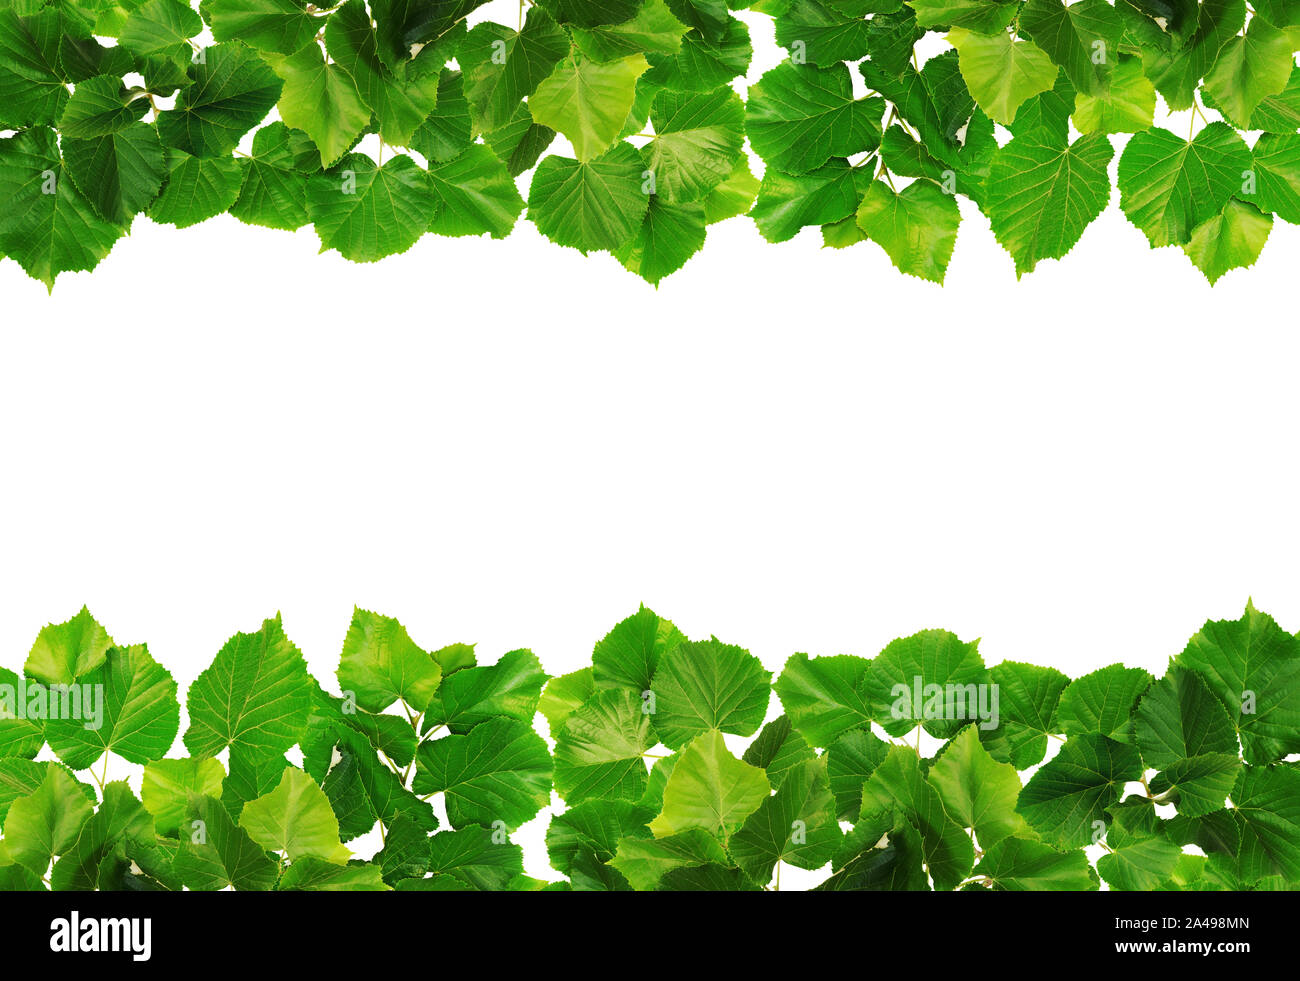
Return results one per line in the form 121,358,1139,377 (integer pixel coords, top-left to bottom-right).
412,716,552,829
649,638,771,748
648,729,770,839
45,644,181,770
238,766,351,864
530,52,651,162
855,178,961,284
947,28,1058,125
183,615,313,759
306,154,437,262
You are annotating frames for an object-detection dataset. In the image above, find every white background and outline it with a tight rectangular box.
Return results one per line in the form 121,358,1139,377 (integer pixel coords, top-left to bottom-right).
1,4,1297,884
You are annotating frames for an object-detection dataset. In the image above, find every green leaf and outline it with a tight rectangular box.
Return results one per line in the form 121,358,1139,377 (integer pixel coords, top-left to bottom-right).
703,155,759,223
1251,64,1300,133
742,715,817,790
985,131,1113,277
1143,0,1245,111
58,74,149,139
546,798,654,880
0,666,44,759
267,42,370,169
927,725,1028,849
200,0,318,56
410,70,473,164
591,604,686,693
279,857,389,890
0,760,88,826
0,8,69,128
301,686,417,777
825,727,890,820
610,827,729,889
2,766,95,875
649,638,770,748
774,653,873,748
746,61,882,175
1231,764,1300,883
1118,122,1252,248
336,607,441,714
975,836,1098,890
1017,734,1142,848
324,0,442,147
644,13,751,92
229,121,316,230
1173,601,1300,764
183,614,313,758
484,103,557,176
141,757,226,836
172,793,278,890
1150,754,1244,817
554,689,655,803
855,178,961,284
1252,132,1300,225
539,668,596,735
816,812,929,891
858,745,974,890
977,660,1070,769
1055,663,1153,742
62,119,166,224
118,0,202,67
46,644,180,770
1136,668,1240,769
321,726,438,840
424,824,525,890
1183,198,1273,284
149,149,244,227
906,0,1017,33
1097,834,1184,890
865,7,926,75
865,628,987,739
50,781,155,890
23,607,112,687
530,52,651,162
221,747,289,819
528,142,651,252
1072,55,1155,135
947,28,1058,125
648,729,770,839
374,813,433,883
773,0,872,66
426,143,525,239
1018,0,1122,96
461,6,568,133
642,87,744,204
422,647,547,734
729,757,841,883
1202,14,1294,128
536,0,642,28
413,716,552,829
306,154,436,262
369,0,478,71
615,196,706,285
573,0,690,61
238,766,350,863
158,42,284,158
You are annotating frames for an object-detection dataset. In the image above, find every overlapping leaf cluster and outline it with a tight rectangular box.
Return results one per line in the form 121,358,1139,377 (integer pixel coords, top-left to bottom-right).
0,600,1296,890
3,0,1296,288
0,0,758,289
749,0,1300,282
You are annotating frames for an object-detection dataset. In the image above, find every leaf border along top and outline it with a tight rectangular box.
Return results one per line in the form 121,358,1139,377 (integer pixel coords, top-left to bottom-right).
2,0,1297,290
0,0,756,290
0,599,1296,891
